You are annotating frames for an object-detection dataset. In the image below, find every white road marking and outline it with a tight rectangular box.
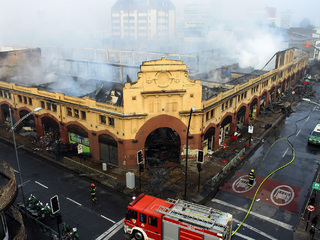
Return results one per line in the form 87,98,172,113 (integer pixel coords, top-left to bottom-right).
234,232,255,240
306,116,310,122
95,218,124,240
282,148,289,158
18,180,30,188
14,169,19,173
296,129,301,137
211,199,293,231
233,218,278,240
101,215,116,223
35,181,48,189
66,197,82,206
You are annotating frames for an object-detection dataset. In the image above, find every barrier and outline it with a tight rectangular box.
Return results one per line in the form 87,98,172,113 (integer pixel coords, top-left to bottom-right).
211,148,246,188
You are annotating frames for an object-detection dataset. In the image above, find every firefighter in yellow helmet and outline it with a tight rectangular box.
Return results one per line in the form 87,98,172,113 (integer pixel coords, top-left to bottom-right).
248,169,256,187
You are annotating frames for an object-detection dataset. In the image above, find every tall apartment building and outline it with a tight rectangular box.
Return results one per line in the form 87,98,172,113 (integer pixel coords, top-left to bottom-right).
111,0,176,40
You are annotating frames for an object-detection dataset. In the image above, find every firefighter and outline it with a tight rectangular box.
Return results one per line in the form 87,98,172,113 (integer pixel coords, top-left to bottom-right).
90,183,97,202
248,169,256,187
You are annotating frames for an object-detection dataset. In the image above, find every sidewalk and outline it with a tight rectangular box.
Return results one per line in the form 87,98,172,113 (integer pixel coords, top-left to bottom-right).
294,164,320,240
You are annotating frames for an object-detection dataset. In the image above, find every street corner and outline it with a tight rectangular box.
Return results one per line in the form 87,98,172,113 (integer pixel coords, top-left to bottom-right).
220,171,302,213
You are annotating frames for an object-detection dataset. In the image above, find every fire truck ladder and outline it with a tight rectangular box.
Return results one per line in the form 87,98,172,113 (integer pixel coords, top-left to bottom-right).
154,199,227,230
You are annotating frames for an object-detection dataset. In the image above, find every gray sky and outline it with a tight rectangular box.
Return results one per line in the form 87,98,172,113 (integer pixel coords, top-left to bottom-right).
0,0,318,70
0,0,318,47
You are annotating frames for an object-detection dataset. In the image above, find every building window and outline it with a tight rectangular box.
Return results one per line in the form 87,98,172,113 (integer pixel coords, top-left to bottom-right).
190,93,194,98
132,96,136,100
67,107,72,116
206,112,209,121
100,115,106,124
18,95,22,102
149,216,158,227
74,109,79,118
23,96,27,104
46,102,51,111
28,98,32,105
108,117,115,127
81,111,86,120
52,103,57,112
211,109,214,118
139,213,147,224
41,101,45,109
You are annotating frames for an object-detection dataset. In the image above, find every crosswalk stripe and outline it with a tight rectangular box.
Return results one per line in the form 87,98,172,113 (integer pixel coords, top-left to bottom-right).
211,198,293,230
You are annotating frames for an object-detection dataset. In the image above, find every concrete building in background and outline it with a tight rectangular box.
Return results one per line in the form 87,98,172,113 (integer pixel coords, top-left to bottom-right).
0,47,308,171
111,0,176,40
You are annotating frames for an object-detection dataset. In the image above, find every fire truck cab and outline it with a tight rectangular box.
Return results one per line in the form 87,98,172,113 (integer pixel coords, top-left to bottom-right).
124,193,233,240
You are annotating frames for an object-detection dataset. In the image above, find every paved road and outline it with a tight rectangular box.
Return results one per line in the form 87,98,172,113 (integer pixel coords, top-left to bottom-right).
206,81,320,239
1,141,132,239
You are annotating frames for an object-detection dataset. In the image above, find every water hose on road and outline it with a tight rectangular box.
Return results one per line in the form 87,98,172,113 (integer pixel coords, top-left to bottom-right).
232,103,315,236
232,138,296,236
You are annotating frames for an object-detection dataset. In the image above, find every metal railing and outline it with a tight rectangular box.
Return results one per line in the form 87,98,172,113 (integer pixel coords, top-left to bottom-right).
211,148,246,188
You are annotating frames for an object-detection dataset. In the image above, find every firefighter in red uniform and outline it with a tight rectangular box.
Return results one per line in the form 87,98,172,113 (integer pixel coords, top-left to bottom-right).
90,183,97,202
248,169,256,187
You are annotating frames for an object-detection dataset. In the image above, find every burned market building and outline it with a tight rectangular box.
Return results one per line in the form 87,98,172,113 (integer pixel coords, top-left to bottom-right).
0,47,309,169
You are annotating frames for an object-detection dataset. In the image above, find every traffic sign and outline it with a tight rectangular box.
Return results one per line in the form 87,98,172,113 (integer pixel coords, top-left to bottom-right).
313,182,320,190
307,205,315,212
77,144,83,154
50,195,60,214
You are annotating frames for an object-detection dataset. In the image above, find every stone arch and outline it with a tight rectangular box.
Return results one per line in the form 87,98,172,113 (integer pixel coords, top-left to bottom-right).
135,115,186,167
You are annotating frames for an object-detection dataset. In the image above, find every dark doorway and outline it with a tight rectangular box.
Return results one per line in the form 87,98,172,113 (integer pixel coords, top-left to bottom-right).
99,134,118,166
145,127,181,167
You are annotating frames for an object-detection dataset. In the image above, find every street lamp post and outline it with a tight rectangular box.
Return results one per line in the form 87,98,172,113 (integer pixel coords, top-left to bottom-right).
302,98,320,106
184,105,196,200
9,107,42,215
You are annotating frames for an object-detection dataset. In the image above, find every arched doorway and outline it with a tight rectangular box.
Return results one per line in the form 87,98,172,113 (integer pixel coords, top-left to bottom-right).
67,125,90,153
250,99,258,120
204,127,215,152
236,106,246,132
41,117,60,138
269,86,275,104
0,105,10,124
260,92,268,111
99,134,118,166
18,110,36,129
219,115,232,145
145,127,180,167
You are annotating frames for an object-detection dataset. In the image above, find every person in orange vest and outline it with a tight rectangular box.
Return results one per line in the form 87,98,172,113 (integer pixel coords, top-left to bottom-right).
90,183,97,202
248,169,256,187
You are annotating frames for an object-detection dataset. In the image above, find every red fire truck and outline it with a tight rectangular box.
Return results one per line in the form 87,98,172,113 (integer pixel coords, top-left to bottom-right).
124,193,233,240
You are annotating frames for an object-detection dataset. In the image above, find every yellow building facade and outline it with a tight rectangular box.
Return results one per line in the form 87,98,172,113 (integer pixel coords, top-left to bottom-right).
0,48,308,169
